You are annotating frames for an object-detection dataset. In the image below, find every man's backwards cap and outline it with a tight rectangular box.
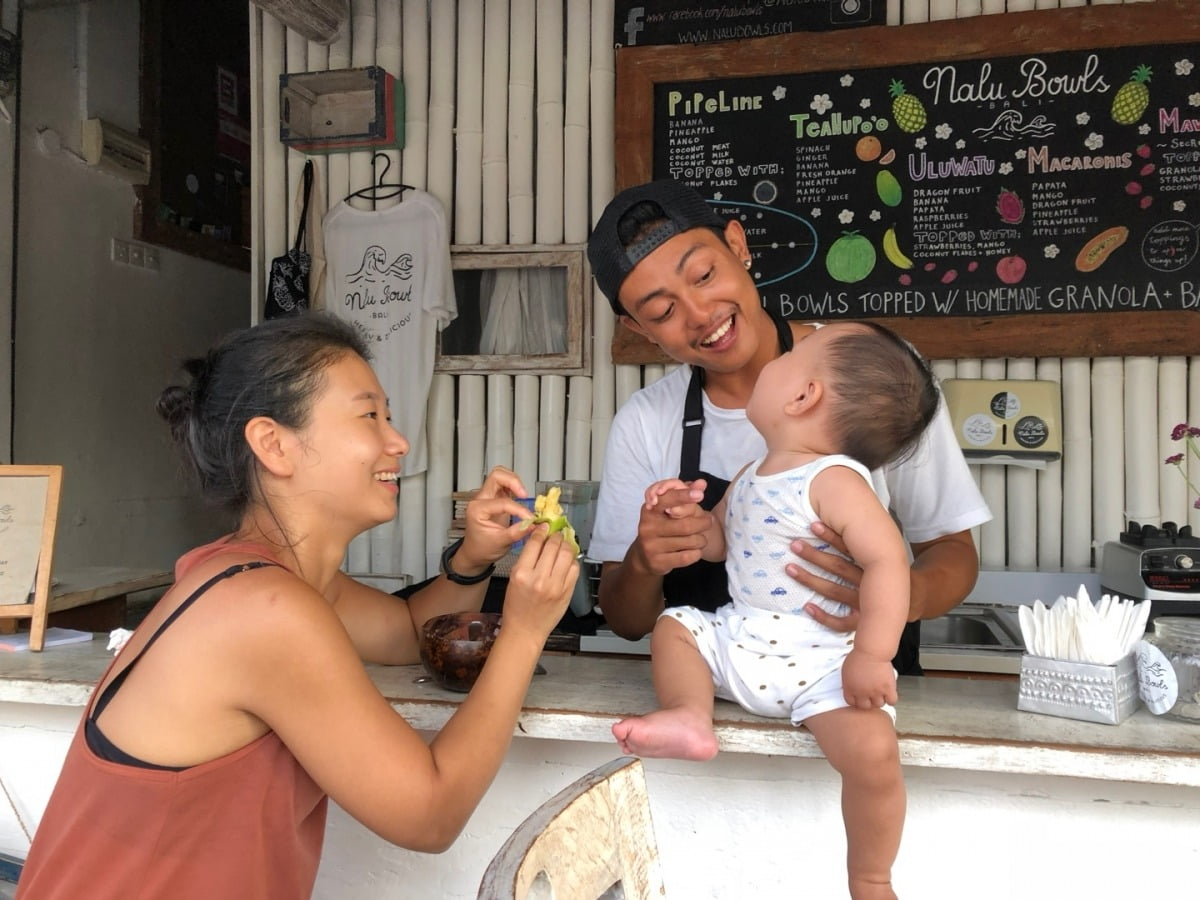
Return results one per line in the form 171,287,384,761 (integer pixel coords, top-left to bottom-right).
587,179,726,314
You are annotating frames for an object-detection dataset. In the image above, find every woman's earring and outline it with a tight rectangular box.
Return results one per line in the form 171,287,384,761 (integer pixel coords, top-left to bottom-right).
743,258,752,270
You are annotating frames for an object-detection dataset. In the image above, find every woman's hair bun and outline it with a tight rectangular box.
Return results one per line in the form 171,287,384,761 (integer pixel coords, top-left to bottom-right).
156,354,209,429
155,383,193,428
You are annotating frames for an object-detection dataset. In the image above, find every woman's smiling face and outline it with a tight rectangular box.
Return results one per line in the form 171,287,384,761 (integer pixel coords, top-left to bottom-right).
290,352,409,530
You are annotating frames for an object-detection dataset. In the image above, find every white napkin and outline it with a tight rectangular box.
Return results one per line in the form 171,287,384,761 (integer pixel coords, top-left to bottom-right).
107,628,133,655
1018,584,1151,664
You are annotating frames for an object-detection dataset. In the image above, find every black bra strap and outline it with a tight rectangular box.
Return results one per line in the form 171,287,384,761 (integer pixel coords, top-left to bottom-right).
91,562,278,720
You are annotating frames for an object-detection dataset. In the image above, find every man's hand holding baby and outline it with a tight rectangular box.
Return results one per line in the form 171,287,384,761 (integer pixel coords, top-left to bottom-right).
632,478,714,576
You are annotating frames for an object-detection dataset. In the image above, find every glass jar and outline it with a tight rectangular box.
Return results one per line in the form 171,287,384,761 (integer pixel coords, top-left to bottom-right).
1139,617,1200,722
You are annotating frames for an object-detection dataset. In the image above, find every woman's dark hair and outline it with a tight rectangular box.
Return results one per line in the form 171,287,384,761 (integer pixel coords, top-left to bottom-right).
156,313,370,519
825,322,940,471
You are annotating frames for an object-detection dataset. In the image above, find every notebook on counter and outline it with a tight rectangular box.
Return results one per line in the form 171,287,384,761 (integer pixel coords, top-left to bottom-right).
0,627,93,652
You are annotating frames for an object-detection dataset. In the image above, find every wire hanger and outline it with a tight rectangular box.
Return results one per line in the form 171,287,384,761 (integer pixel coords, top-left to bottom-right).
345,153,414,202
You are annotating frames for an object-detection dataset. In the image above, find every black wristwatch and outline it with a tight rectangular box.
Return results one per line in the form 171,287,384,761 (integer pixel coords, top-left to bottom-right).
440,538,496,585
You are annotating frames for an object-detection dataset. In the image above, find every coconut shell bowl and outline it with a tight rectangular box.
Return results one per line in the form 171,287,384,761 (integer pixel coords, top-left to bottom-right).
419,611,503,692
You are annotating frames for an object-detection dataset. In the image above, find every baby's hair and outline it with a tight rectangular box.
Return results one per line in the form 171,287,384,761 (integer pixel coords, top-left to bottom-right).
156,313,370,520
824,322,940,470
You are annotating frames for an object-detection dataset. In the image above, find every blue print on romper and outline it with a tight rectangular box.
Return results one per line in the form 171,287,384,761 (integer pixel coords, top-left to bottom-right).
815,543,830,551
751,534,764,543
770,587,788,596
763,515,779,525
751,497,764,506
741,585,752,595
766,488,780,498
742,549,753,558
753,569,768,578
768,550,785,559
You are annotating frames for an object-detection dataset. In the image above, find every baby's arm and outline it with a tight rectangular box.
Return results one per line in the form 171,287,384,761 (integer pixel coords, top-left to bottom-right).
809,465,909,709
642,478,727,562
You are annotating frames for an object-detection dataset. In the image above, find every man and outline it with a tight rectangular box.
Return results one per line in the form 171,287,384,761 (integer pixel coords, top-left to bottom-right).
586,179,992,674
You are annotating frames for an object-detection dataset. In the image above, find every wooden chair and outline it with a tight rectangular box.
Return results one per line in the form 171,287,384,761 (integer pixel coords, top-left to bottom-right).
478,757,667,900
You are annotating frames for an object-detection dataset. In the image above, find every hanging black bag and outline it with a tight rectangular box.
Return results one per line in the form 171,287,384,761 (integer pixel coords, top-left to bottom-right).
265,160,314,319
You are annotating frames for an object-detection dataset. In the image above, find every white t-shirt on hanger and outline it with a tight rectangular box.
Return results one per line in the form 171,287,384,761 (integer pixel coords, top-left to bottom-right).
322,190,457,476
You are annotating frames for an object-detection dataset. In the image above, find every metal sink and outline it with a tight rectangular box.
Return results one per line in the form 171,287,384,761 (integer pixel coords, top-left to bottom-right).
919,603,1025,651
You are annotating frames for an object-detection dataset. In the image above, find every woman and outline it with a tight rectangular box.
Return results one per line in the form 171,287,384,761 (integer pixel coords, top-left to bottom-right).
17,314,578,899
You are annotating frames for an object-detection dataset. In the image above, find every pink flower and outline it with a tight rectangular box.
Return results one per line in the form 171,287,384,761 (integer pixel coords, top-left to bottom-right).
1166,423,1200,506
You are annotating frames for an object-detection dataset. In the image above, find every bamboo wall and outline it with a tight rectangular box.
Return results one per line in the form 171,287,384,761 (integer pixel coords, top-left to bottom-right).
249,0,1200,582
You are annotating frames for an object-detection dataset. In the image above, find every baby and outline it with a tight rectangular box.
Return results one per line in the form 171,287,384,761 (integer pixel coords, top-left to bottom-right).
613,321,940,900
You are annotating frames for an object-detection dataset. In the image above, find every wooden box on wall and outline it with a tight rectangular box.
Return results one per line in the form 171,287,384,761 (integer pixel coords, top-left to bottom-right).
279,65,404,153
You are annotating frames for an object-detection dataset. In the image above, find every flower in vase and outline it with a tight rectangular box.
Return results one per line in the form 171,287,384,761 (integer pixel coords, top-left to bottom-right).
1165,423,1200,508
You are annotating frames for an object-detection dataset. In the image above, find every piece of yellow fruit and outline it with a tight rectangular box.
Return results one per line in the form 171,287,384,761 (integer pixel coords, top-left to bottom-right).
530,487,579,554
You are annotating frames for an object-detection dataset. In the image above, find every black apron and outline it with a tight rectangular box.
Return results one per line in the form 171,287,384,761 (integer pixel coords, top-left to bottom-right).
659,309,921,675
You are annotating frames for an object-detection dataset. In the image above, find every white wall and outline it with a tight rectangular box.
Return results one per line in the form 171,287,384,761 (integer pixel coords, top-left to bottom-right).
8,1,249,569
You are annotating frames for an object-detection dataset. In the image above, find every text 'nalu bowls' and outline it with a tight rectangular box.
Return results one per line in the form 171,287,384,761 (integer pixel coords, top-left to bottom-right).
419,611,502,692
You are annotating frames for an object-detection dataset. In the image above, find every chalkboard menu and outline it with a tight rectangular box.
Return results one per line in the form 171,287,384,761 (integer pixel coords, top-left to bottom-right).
613,1,1200,361
655,44,1200,323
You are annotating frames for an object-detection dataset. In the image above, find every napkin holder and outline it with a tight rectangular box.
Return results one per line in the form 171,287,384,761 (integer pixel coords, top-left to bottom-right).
1017,653,1139,725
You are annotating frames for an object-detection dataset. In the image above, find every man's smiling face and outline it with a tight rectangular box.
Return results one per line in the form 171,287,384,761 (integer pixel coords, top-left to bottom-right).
617,220,765,375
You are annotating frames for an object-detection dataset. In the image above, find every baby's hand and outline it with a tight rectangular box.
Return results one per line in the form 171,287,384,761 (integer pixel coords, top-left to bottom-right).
644,478,692,512
841,649,898,710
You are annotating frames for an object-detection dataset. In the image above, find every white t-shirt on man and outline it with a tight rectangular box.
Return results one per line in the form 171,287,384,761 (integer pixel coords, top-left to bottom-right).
590,358,992,565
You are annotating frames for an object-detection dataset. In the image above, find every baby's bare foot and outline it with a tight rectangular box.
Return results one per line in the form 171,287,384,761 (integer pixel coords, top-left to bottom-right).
611,708,718,760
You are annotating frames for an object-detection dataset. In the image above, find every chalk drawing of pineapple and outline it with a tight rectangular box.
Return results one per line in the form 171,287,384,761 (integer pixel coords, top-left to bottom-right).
1111,65,1152,125
889,79,927,134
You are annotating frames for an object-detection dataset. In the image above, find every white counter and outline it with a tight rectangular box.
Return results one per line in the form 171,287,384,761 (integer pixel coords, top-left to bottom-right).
2,637,1199,899
3,636,1196,786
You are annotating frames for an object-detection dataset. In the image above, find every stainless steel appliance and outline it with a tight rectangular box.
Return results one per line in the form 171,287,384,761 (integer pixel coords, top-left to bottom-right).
1100,521,1200,619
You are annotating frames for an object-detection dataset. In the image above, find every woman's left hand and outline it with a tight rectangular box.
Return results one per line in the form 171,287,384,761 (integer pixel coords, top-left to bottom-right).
787,521,863,633
458,466,537,570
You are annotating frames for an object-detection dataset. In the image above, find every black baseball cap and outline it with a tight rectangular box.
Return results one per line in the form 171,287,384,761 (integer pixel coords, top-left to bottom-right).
588,179,727,314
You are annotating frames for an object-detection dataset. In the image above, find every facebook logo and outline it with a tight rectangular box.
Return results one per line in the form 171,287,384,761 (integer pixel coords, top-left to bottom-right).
623,6,645,46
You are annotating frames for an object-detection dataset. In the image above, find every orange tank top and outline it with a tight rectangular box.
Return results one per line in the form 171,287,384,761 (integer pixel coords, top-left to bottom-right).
16,538,328,900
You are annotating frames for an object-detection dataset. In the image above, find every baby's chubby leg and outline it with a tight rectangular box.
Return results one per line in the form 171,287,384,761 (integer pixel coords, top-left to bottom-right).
612,616,719,761
804,707,905,900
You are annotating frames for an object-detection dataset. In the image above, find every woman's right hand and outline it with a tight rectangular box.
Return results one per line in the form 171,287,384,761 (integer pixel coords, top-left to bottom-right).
501,526,579,640
458,465,538,571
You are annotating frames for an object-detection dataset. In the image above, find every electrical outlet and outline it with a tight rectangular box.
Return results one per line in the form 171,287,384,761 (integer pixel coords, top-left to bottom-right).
111,237,129,264
143,246,160,271
128,243,145,267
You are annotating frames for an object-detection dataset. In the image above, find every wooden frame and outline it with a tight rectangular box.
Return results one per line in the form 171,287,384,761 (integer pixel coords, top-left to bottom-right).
0,465,63,652
437,245,592,375
137,0,251,271
612,0,1200,363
